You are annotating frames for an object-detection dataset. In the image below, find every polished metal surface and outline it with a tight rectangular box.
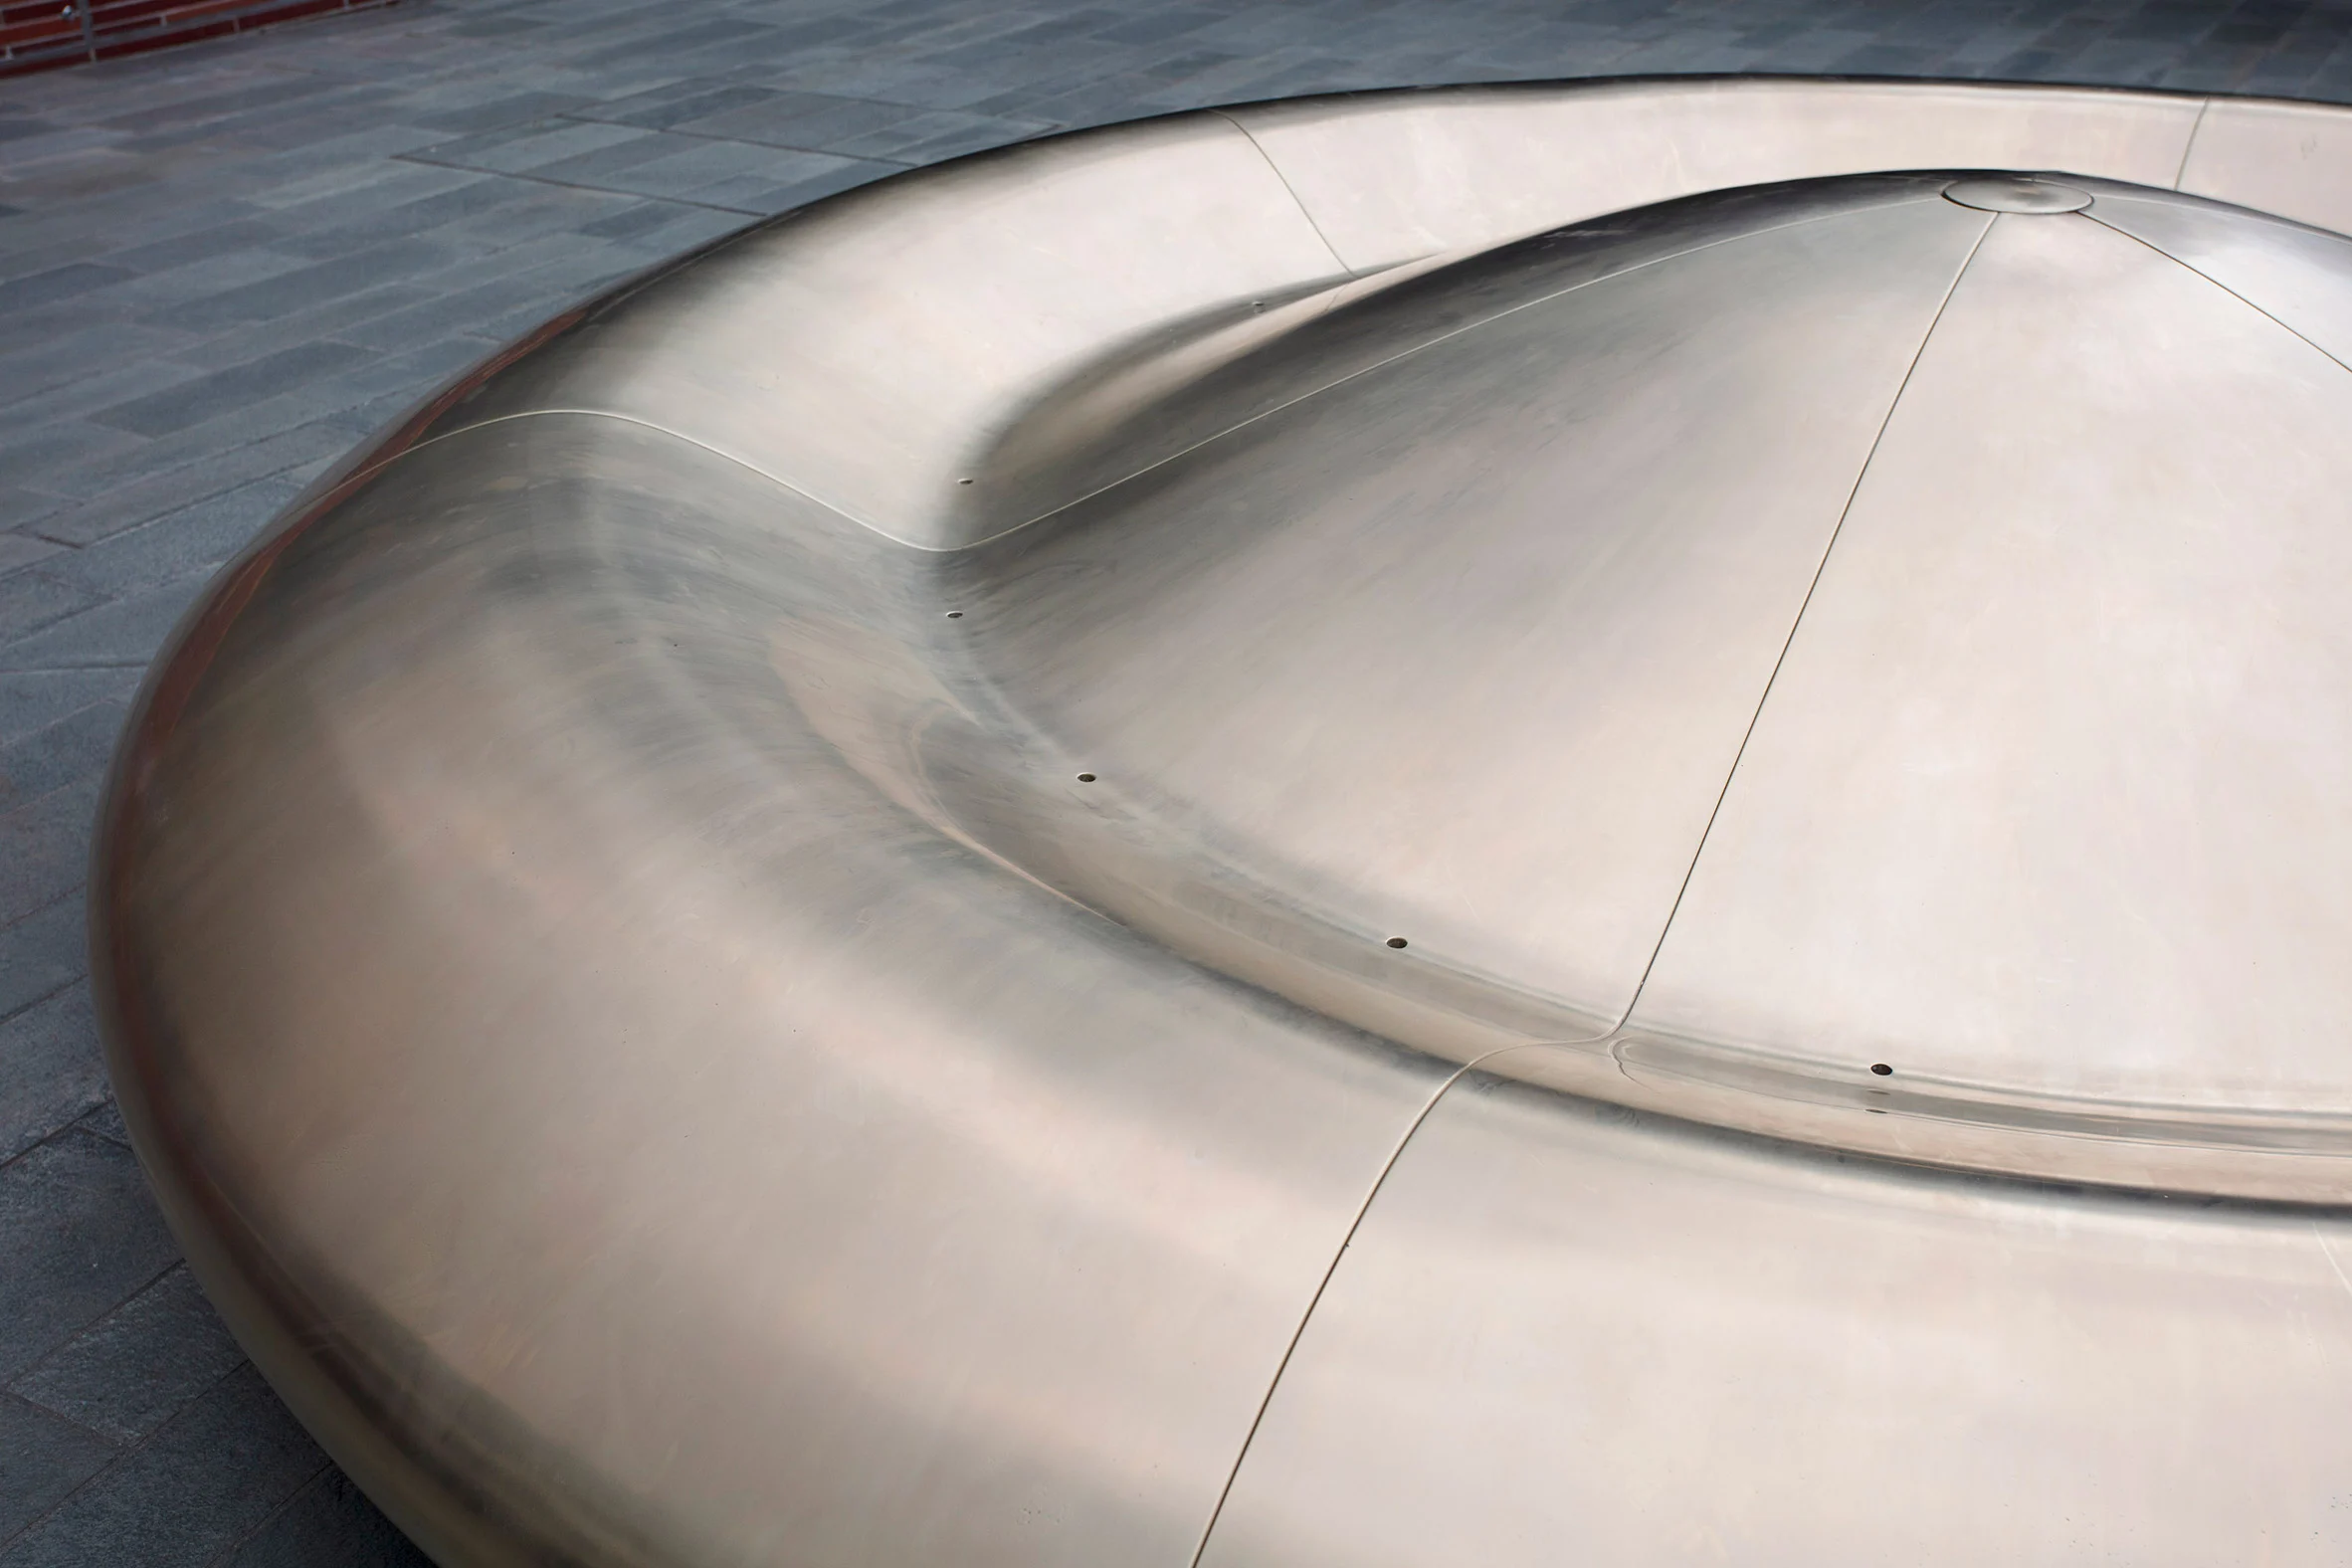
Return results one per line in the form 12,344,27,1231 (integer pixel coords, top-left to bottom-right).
1200,1080,2352,1567
1942,173,2094,210
92,78,2352,1567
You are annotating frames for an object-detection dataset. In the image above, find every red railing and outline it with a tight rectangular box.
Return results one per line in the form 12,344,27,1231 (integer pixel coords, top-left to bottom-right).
0,0,394,76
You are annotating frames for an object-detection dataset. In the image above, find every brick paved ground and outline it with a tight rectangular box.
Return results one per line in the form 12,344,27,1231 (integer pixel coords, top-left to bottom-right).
4,0,2351,1560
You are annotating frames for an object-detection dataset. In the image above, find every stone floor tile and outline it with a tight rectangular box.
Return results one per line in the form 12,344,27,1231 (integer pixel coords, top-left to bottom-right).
575,196,721,240
161,281,443,371
0,894,88,1023
0,773,106,930
1,357,215,433
86,339,369,440
0,1393,118,1546
0,324,197,413
10,1267,247,1445
71,1099,129,1147
402,88,602,134
45,381,375,505
0,572,211,676
568,134,873,202
0,1363,325,1568
37,476,302,602
409,114,657,176
0,573,105,650
0,417,145,482
0,670,141,752
215,1469,433,1568
0,535,62,580
95,217,287,277
28,420,337,541
145,236,464,332
0,1129,178,1383
587,80,798,131
0,982,106,1170
0,696,121,810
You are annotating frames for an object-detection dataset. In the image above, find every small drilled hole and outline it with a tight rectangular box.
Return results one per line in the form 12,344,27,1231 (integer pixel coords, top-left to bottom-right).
1386,936,1408,949
1076,772,1096,783
1869,1063,1893,1077
944,611,963,619
957,477,975,486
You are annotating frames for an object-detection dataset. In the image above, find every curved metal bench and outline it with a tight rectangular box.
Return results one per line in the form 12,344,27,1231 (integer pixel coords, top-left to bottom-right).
95,77,2352,1566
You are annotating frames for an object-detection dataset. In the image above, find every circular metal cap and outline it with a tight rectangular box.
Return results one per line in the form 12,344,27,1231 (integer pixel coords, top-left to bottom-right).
1943,175,2094,213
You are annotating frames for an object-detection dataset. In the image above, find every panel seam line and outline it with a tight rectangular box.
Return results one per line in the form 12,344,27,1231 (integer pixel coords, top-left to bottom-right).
2086,211,2352,379
1184,1047,1515,1568
1609,208,1998,1033
1211,108,1354,276
2172,98,2212,190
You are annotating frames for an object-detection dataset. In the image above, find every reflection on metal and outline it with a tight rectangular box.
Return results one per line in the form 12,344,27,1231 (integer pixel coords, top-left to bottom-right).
1942,173,2095,211
91,78,2352,1566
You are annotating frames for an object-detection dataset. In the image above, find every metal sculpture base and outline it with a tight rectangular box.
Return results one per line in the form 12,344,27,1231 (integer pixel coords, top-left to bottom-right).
94,78,2352,1566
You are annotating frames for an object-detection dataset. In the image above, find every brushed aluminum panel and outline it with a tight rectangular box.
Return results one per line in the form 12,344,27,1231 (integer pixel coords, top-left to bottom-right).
2180,97,2352,239
1198,1074,2352,1567
100,413,1450,1568
1228,79,2202,271
938,191,1988,1046
1629,207,2352,1118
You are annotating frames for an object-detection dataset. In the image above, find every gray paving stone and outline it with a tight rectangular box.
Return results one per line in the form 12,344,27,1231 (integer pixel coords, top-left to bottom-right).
0,772,105,932
89,340,373,438
45,382,380,506
0,894,88,1023
150,236,465,331
402,88,601,134
0,1393,118,1545
85,247,314,315
0,573,104,648
555,132,872,204
10,1266,247,1445
333,247,638,346
100,216,288,275
29,425,337,541
0,1129,178,1384
0,533,62,580
0,670,142,752
0,418,145,483
0,983,104,1166
0,324,199,412
0,1363,325,1568
72,1099,129,1148
38,476,300,602
576,196,724,240
93,74,343,137
584,79,795,130
0,573,210,677
217,1469,433,1568
1,360,213,438
163,273,447,363
413,181,643,251
410,114,657,175
244,156,483,222
0,697,122,811
0,265,129,314
691,159,898,216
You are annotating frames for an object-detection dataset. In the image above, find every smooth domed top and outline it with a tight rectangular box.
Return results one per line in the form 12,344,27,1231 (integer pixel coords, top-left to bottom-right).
948,170,2352,1146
